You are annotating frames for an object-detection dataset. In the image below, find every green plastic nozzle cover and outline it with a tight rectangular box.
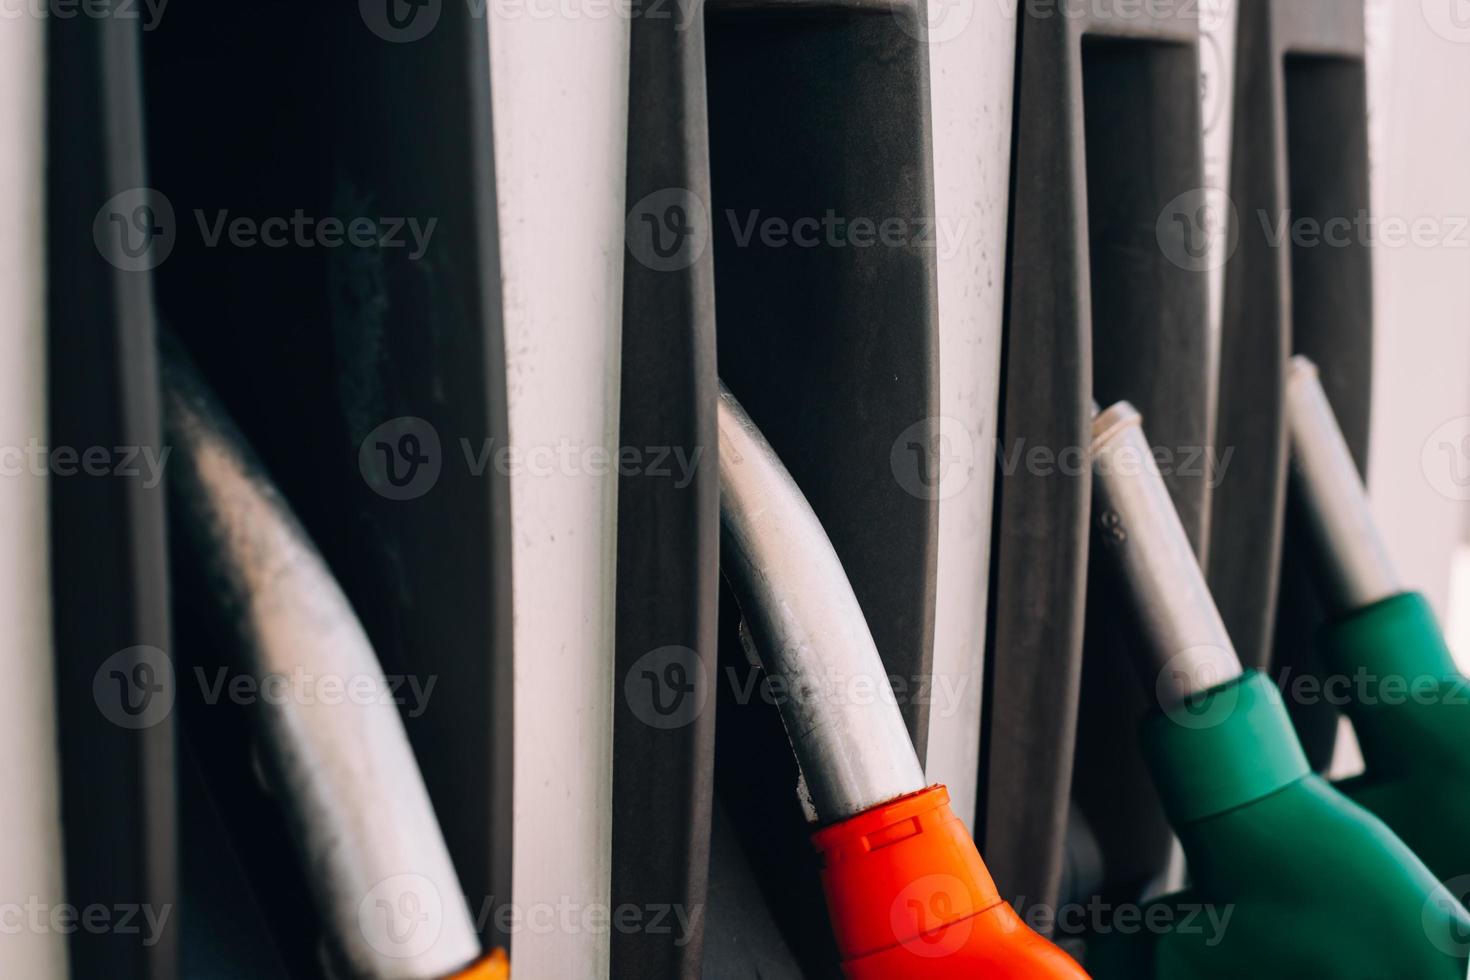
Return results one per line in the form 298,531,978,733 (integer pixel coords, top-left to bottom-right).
1323,591,1470,886
1087,670,1470,978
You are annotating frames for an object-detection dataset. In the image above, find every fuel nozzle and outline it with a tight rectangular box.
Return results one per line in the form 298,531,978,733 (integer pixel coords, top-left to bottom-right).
1282,356,1470,887
717,385,1089,980
161,332,508,980
1084,401,1470,980
1090,402,1244,705
717,383,927,821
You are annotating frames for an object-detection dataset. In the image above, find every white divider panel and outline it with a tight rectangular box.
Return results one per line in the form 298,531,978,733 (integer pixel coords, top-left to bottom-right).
923,0,1018,832
1364,0,1470,616
1201,0,1238,456
489,11,631,977
0,13,69,980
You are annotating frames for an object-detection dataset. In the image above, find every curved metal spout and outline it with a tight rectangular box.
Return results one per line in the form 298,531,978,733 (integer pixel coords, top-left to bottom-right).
1091,402,1244,704
1285,356,1401,613
716,384,927,823
160,334,480,980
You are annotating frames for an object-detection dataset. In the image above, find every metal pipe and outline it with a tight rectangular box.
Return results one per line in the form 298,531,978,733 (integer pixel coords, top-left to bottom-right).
160,335,481,980
716,385,927,822
1285,356,1401,613
1090,402,1244,704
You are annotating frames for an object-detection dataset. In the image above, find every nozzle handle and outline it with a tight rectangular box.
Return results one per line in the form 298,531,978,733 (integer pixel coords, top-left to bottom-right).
813,787,1090,979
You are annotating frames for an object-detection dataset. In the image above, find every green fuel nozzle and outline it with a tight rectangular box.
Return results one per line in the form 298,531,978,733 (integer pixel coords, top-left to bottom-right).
1287,356,1470,884
1084,401,1470,979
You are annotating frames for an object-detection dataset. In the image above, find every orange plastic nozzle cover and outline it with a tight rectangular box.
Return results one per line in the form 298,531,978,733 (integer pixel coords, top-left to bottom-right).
812,786,1090,979
446,948,510,980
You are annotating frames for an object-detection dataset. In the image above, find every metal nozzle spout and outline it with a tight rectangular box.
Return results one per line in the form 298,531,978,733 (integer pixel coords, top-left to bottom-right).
1090,402,1244,705
160,333,481,980
1285,356,1401,613
716,384,927,823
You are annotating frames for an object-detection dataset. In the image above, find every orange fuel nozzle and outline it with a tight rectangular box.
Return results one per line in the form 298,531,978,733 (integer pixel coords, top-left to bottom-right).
814,786,1089,980
446,949,510,980
718,385,1089,979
